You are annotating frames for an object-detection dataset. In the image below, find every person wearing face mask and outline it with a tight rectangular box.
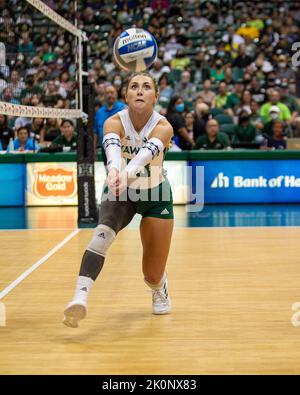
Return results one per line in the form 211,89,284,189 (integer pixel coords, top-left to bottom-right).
170,49,190,71
262,106,282,137
276,54,295,81
260,89,291,124
233,110,257,145
210,59,225,82
280,82,300,123
112,75,124,98
166,95,195,150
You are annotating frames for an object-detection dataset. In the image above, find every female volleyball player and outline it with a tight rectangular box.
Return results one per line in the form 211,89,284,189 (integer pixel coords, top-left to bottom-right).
63,73,174,328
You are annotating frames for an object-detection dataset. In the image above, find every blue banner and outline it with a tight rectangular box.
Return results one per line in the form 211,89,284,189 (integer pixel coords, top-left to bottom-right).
0,164,25,206
191,160,300,203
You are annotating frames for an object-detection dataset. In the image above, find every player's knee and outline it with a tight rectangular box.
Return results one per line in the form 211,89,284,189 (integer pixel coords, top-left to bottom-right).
86,224,116,257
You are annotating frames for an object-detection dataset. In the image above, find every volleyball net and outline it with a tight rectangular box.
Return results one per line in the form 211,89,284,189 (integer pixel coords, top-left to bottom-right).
0,0,97,223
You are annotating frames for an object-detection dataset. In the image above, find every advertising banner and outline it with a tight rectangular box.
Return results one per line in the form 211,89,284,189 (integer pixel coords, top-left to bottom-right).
191,160,300,203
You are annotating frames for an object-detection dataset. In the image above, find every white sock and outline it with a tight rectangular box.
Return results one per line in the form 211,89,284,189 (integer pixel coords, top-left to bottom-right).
73,276,94,303
144,272,167,290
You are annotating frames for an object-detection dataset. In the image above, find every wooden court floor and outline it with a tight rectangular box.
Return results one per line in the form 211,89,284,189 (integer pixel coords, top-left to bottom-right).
1,225,300,374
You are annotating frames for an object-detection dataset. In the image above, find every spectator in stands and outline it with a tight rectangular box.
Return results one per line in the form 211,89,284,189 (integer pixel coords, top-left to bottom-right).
193,101,210,142
195,118,230,150
18,31,35,57
215,82,231,109
291,117,300,138
233,110,257,144
173,71,196,104
149,59,170,81
0,114,14,150
1,86,20,105
166,95,195,150
8,70,25,101
275,54,296,81
12,126,38,151
43,80,63,107
226,80,245,116
210,59,225,82
232,44,252,68
29,118,44,143
236,90,252,116
196,79,216,108
184,111,194,142
94,85,125,150
261,120,287,150
280,81,300,122
190,7,210,32
20,73,43,105
249,77,266,105
51,119,77,151
170,49,190,71
260,89,292,123
250,100,264,130
158,74,173,102
111,74,124,99
40,118,61,145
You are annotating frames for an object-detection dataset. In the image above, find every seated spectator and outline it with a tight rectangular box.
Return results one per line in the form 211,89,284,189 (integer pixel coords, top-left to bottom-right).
232,44,253,68
195,118,230,150
225,80,244,115
158,74,173,101
233,111,257,144
261,120,287,150
196,79,216,108
193,101,210,141
291,117,300,138
40,118,61,145
236,90,252,116
280,81,300,123
249,100,263,130
94,85,126,149
13,126,38,151
166,95,195,150
210,59,225,82
184,111,194,142
0,115,15,150
262,105,282,137
173,71,196,104
51,119,77,151
8,69,25,101
260,89,292,123
215,82,231,109
29,118,45,143
43,80,63,107
275,54,296,81
250,77,266,105
149,59,170,81
190,7,210,32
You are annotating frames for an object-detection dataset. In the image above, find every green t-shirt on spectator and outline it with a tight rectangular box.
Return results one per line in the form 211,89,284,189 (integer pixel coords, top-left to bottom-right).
233,123,257,143
195,132,230,150
215,93,231,108
225,93,240,109
52,133,78,150
210,68,225,81
260,102,292,122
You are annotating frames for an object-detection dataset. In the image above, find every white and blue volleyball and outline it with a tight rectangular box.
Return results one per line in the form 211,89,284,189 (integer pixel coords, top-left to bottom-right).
113,28,158,72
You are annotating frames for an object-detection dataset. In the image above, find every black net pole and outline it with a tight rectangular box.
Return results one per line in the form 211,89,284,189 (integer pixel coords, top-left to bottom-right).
77,40,98,224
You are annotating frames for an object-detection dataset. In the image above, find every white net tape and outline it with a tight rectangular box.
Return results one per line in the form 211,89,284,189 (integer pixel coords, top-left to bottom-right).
0,101,83,119
26,0,87,40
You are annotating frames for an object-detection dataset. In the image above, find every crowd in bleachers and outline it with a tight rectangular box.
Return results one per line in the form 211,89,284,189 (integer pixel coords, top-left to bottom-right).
1,0,300,151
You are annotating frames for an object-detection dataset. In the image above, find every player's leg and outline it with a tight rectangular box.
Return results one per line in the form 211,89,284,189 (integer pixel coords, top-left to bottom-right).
63,199,135,328
140,216,173,314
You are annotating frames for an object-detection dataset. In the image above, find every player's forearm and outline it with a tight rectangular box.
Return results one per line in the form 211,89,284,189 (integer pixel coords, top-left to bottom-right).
102,133,122,171
125,137,164,177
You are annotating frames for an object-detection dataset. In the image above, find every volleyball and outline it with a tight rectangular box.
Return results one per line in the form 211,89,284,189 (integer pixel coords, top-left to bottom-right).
113,28,158,72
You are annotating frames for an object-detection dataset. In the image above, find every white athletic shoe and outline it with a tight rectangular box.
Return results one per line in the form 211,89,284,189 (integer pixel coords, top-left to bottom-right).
152,279,171,315
63,300,87,328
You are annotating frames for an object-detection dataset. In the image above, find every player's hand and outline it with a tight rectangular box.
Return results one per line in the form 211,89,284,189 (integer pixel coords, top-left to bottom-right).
106,168,120,195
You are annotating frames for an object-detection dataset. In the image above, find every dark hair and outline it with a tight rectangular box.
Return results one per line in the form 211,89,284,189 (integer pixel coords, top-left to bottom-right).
17,126,30,135
61,119,74,127
166,95,182,114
